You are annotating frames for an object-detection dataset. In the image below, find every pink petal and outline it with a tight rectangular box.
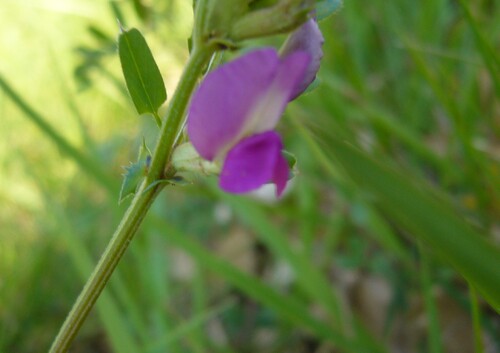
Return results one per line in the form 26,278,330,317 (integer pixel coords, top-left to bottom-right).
219,131,289,196
249,51,311,134
187,49,280,160
280,19,324,100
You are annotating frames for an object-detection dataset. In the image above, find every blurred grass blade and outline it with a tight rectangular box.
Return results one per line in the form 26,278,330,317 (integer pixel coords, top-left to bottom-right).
215,189,344,327
351,201,411,266
319,75,460,181
469,285,485,353
155,219,370,353
0,74,115,193
131,0,150,22
420,244,442,353
326,137,500,311
110,1,127,27
316,0,343,21
213,189,387,353
458,0,500,96
118,28,166,125
145,299,235,353
291,112,411,265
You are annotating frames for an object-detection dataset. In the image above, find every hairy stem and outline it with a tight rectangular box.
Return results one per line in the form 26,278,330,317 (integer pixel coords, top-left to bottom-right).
49,43,215,353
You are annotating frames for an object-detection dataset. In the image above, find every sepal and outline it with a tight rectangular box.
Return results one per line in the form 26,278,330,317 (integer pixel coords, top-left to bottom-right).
230,0,315,41
171,142,221,175
194,0,315,47
119,139,152,203
119,157,150,203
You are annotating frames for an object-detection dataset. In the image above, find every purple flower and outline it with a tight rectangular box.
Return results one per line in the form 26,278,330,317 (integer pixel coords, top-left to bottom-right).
187,20,323,196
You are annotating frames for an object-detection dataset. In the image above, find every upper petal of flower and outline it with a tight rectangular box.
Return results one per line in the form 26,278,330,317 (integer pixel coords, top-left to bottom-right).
188,48,310,161
219,131,289,196
280,19,324,100
187,49,279,160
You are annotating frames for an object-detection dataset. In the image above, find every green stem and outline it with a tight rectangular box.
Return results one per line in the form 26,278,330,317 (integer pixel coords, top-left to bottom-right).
49,43,215,353
192,0,210,47
147,43,215,183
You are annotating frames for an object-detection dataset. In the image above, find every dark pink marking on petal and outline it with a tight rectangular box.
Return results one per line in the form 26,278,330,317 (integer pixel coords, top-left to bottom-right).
187,49,280,160
219,131,289,195
280,19,324,100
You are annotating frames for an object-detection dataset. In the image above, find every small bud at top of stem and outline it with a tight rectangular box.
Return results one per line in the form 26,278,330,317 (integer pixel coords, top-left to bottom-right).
194,0,315,48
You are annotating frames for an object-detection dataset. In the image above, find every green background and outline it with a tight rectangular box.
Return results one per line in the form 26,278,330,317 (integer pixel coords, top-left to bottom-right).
1,1,499,352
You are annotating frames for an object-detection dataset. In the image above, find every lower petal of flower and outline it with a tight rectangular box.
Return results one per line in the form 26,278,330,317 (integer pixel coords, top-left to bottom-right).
219,131,289,196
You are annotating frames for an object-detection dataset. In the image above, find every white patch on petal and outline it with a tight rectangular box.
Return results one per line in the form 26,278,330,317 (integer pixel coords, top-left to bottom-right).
248,178,295,204
243,52,310,134
245,85,290,133
213,52,308,161
214,81,287,160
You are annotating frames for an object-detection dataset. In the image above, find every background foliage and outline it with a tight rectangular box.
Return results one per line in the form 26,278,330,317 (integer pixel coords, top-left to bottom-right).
1,0,499,352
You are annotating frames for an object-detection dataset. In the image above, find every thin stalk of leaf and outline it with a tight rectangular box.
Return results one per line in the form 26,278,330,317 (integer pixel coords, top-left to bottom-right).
48,43,215,353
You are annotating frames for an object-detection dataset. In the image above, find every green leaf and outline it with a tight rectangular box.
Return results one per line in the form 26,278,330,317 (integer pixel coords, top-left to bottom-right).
118,28,166,119
316,0,343,21
119,159,148,203
327,138,500,311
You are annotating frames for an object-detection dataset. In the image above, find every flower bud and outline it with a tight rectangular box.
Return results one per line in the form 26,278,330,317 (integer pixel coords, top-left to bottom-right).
201,0,248,46
230,0,315,41
196,0,315,47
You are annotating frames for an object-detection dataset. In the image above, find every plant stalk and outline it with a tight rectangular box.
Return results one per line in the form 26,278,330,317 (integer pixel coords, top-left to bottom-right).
49,43,215,353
